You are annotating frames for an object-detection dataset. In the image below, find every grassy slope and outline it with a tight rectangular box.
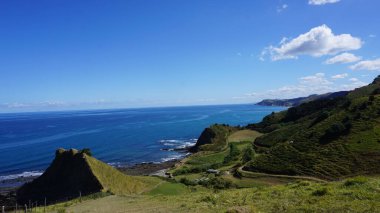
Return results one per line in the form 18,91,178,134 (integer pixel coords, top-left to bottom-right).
170,129,260,176
244,78,380,179
17,149,162,205
41,176,380,213
85,155,161,195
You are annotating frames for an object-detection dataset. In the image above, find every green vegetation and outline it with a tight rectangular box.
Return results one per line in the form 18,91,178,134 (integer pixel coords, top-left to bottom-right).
36,176,380,212
146,182,188,196
244,77,380,179
17,76,380,212
189,124,237,152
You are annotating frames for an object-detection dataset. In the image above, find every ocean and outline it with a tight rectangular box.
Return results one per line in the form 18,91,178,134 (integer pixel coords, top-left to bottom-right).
0,104,285,181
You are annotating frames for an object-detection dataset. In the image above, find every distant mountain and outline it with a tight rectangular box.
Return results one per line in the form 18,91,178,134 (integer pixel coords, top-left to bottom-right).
256,91,349,107
245,76,380,179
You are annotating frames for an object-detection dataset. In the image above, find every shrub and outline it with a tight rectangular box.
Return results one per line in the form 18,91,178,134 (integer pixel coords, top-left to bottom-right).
320,122,350,143
199,177,233,189
310,111,329,126
242,146,254,163
344,176,368,186
369,95,375,103
312,188,328,196
179,177,197,186
223,144,240,164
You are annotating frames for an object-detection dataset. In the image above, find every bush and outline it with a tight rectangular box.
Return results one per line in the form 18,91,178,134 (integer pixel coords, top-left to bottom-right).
312,188,328,196
223,144,240,164
320,122,350,143
310,111,329,127
242,146,254,163
179,177,197,186
344,176,368,186
199,177,233,189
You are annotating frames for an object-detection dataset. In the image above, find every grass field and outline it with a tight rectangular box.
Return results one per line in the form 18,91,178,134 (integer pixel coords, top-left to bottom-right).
227,129,262,143
38,175,380,213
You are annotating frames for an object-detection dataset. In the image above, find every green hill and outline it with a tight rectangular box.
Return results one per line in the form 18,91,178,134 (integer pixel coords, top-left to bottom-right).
17,148,160,205
189,124,237,152
245,76,380,179
256,91,348,107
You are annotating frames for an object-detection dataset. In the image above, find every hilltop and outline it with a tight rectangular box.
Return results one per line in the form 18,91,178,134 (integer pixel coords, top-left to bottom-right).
256,91,348,107
17,148,160,204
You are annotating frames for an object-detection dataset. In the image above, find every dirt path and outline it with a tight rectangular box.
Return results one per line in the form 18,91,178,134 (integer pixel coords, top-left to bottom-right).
237,167,327,183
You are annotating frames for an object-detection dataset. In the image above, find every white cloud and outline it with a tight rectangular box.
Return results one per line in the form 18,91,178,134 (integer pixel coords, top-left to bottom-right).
331,73,348,79
369,34,376,38
349,58,380,71
263,25,362,61
242,73,368,101
277,4,288,13
308,0,340,5
325,53,361,64
299,73,333,85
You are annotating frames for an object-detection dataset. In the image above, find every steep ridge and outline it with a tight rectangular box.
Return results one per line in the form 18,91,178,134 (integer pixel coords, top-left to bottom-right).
245,76,380,180
256,91,349,107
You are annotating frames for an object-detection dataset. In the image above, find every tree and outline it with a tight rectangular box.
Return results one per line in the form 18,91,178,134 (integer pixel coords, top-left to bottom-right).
242,146,254,163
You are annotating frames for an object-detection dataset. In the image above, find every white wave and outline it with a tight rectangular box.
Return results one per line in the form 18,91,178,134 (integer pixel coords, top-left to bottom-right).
159,138,197,149
160,154,185,162
0,171,43,181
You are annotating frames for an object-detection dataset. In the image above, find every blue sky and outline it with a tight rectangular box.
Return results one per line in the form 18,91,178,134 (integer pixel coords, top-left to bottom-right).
1,0,380,112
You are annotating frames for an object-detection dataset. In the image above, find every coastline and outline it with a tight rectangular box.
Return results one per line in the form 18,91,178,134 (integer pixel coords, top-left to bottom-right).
0,158,182,196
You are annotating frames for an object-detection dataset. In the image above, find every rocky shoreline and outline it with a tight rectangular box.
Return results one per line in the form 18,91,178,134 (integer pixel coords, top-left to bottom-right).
118,159,179,176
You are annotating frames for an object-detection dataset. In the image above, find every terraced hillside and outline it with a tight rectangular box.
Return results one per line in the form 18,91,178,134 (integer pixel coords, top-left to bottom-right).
245,76,380,179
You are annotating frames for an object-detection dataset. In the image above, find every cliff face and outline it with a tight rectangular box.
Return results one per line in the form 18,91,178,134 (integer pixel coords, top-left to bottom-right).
189,124,236,153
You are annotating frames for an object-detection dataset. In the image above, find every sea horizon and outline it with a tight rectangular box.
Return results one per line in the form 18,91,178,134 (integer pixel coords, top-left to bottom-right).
0,104,285,181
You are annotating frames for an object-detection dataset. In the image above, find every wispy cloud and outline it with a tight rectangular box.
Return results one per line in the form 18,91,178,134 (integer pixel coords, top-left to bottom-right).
277,4,288,13
0,100,110,110
331,73,348,79
349,58,380,71
262,25,362,61
325,53,361,64
235,73,367,101
308,0,341,5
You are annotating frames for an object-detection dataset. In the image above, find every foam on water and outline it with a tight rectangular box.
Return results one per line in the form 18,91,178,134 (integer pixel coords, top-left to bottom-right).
0,171,43,181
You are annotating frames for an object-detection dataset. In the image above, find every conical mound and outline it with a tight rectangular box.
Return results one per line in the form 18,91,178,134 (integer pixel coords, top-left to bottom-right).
17,149,148,204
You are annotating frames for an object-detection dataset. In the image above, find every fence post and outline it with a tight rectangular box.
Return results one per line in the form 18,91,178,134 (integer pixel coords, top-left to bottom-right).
2,206,5,213
15,203,18,213
44,197,46,213
24,204,27,213
79,191,82,202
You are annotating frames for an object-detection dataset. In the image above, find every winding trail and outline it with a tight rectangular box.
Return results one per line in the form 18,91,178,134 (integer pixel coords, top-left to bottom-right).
237,166,327,183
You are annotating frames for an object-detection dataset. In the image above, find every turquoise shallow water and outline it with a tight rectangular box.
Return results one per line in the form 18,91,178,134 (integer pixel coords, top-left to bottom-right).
0,104,285,180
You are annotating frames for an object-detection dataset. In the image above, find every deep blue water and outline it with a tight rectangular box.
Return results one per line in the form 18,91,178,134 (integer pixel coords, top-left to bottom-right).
0,104,285,180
